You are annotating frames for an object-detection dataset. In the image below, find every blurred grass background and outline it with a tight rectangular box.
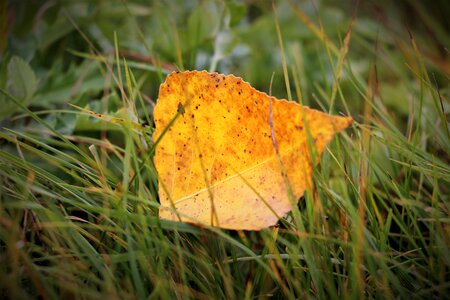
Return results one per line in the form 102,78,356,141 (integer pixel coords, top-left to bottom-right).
0,0,449,299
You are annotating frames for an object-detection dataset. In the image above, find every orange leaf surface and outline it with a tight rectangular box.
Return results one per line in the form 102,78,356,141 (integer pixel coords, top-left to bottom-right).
153,71,352,230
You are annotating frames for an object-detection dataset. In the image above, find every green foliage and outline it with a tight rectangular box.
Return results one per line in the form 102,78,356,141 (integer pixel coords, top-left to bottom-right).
1,0,449,299
0,55,37,119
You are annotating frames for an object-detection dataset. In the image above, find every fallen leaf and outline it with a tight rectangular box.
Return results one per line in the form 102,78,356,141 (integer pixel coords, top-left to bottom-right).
153,71,352,230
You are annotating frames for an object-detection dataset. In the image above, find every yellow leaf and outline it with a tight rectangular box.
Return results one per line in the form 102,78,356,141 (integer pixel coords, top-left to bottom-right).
153,71,352,230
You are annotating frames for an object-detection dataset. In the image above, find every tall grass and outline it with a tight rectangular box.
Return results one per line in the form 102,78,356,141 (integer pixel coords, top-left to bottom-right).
1,1,449,299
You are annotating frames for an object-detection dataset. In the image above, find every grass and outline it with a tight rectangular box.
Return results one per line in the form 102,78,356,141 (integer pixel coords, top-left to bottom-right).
1,1,449,299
